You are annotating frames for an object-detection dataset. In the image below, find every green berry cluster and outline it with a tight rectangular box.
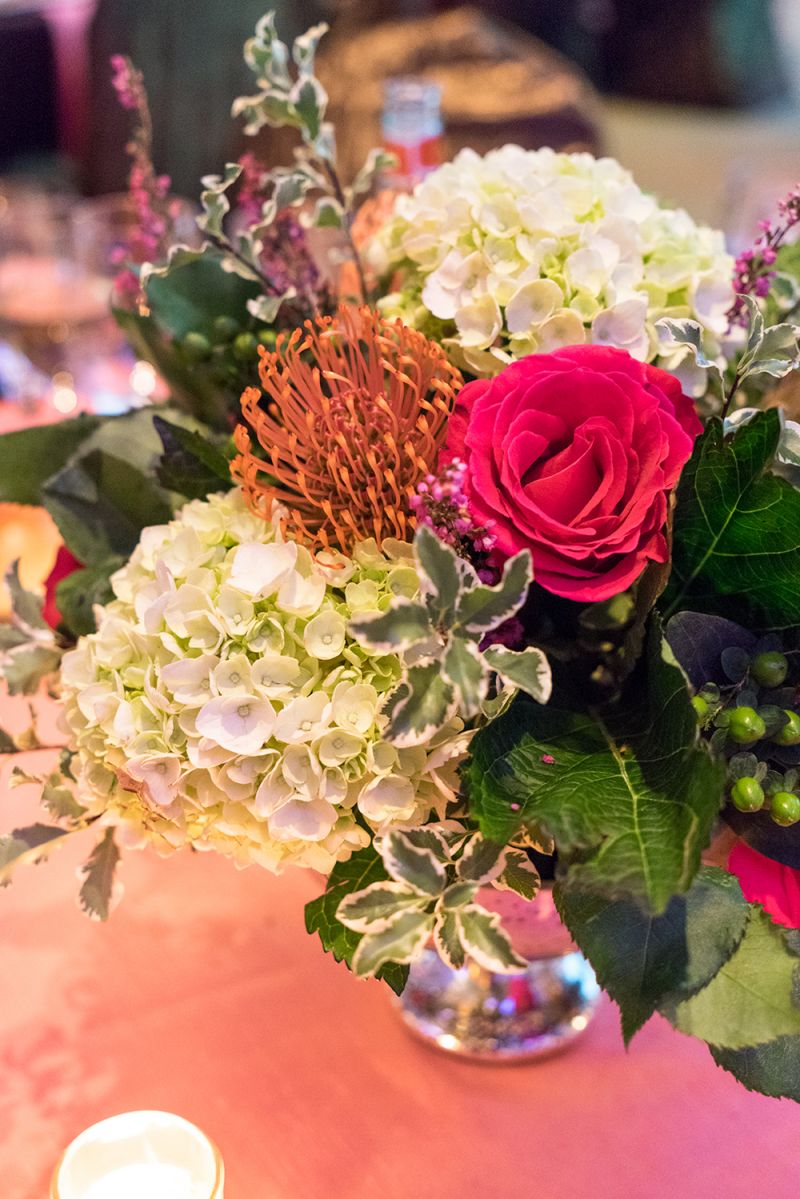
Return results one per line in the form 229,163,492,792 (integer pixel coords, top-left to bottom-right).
177,319,277,386
692,649,800,828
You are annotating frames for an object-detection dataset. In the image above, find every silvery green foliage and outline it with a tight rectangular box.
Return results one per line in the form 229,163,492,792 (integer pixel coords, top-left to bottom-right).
0,563,61,697
154,13,394,315
658,296,800,402
337,825,540,977
350,526,552,747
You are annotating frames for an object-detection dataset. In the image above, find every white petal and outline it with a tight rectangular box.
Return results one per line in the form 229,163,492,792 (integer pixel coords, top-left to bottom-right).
228,542,298,598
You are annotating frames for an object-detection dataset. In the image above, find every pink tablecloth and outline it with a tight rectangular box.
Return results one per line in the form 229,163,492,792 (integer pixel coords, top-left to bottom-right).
1,691,799,1199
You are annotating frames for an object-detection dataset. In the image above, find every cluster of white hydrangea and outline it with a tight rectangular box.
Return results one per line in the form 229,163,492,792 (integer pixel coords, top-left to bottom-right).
60,491,468,873
368,146,733,388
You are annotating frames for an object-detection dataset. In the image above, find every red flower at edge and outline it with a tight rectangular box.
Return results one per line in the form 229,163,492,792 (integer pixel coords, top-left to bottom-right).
42,546,82,630
728,842,800,929
442,345,702,603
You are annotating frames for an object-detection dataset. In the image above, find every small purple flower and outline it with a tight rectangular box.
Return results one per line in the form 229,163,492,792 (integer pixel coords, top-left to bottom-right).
729,180,800,326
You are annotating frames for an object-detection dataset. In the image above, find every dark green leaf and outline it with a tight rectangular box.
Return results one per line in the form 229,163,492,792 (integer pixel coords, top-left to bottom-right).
304,846,409,994
114,309,233,429
153,416,233,500
0,415,101,505
666,906,800,1049
0,728,17,754
466,619,725,912
555,867,749,1043
711,1037,800,1101
55,557,123,637
42,450,172,566
78,828,120,920
144,251,261,341
665,413,800,631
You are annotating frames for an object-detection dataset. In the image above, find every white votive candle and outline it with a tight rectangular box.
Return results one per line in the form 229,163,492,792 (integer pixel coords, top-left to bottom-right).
51,1111,224,1199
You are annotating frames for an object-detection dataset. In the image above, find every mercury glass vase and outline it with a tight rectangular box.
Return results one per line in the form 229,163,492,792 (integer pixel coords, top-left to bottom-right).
396,888,600,1062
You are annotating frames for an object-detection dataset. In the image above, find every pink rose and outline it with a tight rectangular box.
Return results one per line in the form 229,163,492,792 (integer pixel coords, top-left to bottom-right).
444,345,701,602
728,842,800,929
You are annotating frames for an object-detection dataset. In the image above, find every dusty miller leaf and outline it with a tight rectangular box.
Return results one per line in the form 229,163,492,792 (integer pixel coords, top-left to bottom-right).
78,828,120,921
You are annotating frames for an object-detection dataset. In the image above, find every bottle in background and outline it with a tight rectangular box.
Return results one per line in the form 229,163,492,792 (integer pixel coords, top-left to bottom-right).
380,77,443,192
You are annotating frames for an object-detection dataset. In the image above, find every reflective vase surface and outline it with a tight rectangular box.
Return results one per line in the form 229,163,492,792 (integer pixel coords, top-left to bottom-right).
396,888,600,1062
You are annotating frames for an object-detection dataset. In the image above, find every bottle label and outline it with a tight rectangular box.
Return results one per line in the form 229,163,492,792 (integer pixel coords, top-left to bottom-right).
383,136,443,185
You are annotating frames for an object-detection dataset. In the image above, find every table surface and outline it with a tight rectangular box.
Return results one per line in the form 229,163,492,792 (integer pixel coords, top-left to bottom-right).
1,690,799,1199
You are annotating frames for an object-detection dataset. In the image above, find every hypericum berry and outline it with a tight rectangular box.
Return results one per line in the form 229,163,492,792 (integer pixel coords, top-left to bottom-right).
182,331,212,362
258,328,278,350
233,332,259,361
750,651,789,688
771,710,800,746
731,777,766,813
213,315,239,342
770,791,800,826
692,695,710,722
727,706,767,744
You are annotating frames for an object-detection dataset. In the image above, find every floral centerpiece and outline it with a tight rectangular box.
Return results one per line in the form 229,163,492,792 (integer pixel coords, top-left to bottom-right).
4,13,800,1097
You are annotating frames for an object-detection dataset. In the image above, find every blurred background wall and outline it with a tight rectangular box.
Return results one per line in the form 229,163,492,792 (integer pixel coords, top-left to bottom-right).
0,0,799,233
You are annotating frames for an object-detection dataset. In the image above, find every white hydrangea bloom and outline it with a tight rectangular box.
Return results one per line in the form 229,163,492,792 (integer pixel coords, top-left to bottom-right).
61,491,468,874
368,146,734,390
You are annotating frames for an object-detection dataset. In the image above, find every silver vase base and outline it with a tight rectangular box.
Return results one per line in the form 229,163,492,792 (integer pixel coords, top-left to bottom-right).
397,948,600,1063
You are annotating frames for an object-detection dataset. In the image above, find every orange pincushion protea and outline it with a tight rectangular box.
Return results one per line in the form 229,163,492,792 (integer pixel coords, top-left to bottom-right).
231,305,462,553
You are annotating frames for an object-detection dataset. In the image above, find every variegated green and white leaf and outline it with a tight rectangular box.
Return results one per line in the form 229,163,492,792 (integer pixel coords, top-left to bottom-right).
312,196,344,229
349,598,432,654
337,880,429,933
454,550,532,634
2,645,62,696
480,683,516,722
245,12,291,86
197,164,242,239
381,830,447,896
5,561,48,634
457,833,506,885
384,662,457,747
495,849,541,901
442,638,488,718
41,775,87,823
401,825,453,858
434,911,466,969
0,624,28,651
0,823,69,886
349,148,398,201
292,21,329,73
483,644,552,705
352,909,433,977
247,294,287,324
656,317,724,391
415,525,476,627
290,75,327,141
456,905,527,973
440,880,478,911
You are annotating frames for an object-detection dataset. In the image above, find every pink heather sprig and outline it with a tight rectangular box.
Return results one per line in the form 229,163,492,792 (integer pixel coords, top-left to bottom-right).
410,458,496,561
236,151,267,225
729,182,800,326
109,55,174,305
